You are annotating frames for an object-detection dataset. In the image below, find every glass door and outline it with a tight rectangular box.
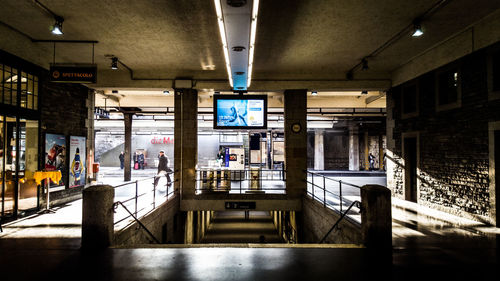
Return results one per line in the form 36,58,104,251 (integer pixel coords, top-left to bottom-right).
18,119,38,213
3,116,17,217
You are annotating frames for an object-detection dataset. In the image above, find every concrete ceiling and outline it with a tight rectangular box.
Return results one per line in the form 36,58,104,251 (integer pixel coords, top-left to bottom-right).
1,0,499,94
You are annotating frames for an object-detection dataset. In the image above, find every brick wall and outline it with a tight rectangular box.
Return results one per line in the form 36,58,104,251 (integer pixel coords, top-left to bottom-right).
387,43,500,220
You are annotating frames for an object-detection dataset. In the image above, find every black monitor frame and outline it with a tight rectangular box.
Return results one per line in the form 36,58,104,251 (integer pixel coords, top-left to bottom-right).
213,94,268,130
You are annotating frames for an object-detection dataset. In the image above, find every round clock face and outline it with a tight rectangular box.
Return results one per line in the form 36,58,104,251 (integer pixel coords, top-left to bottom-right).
292,123,301,133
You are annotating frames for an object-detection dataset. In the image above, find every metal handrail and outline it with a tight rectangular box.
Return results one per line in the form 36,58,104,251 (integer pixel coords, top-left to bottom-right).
306,171,361,212
319,200,361,244
113,201,160,244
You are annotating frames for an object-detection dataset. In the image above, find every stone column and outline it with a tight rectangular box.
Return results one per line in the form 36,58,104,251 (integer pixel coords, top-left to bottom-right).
314,130,324,170
124,113,133,181
284,89,307,197
82,185,115,249
361,184,391,249
349,125,360,171
174,89,198,199
185,211,194,244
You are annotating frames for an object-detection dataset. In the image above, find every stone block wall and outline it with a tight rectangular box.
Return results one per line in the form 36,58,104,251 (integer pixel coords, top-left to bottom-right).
387,42,500,221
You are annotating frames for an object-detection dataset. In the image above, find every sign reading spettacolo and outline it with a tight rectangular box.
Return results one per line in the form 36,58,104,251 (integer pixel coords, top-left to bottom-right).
49,64,97,83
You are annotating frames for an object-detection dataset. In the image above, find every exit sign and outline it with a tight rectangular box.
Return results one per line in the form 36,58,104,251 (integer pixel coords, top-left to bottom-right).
225,202,256,210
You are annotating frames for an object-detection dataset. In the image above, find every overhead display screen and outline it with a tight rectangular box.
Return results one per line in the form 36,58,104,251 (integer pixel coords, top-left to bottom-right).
214,95,267,129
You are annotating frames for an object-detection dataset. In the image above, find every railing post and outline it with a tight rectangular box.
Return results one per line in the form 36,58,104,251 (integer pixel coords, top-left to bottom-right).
323,175,326,208
311,173,314,199
339,180,343,212
153,179,156,209
135,180,138,217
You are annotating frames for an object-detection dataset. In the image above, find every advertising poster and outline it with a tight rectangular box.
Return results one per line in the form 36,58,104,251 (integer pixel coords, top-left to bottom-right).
69,136,86,187
216,99,264,127
45,133,66,186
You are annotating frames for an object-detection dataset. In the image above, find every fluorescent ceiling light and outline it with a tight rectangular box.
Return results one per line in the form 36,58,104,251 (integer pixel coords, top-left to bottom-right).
248,0,259,87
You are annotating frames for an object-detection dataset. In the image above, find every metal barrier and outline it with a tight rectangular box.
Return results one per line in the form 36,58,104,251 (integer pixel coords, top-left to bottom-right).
306,171,361,213
112,172,176,230
195,168,286,194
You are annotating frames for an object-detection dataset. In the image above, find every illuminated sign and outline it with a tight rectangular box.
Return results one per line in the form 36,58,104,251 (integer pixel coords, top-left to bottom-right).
50,64,97,83
151,136,174,144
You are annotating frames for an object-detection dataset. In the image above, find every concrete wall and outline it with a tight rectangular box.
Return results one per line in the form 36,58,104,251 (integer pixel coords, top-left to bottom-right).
301,197,362,244
387,41,500,224
324,132,349,170
114,195,183,245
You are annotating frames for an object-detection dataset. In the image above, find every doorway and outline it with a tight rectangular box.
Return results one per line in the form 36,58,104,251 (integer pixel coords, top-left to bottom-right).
404,136,418,203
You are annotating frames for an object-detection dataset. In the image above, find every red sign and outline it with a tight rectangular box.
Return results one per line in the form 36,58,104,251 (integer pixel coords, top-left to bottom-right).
151,136,174,144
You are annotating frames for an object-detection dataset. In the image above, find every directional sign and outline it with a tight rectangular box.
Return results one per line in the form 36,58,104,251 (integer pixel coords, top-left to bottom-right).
225,201,256,210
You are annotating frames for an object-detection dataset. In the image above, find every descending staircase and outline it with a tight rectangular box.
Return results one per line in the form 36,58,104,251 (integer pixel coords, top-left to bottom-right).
201,211,283,243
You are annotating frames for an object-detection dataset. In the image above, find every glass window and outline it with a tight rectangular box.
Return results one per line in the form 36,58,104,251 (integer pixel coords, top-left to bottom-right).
493,52,500,92
437,70,459,106
402,84,418,115
18,119,38,212
0,63,38,109
34,76,38,110
20,72,27,108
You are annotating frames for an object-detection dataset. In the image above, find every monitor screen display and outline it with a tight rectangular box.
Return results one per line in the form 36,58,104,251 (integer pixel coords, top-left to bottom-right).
213,95,267,129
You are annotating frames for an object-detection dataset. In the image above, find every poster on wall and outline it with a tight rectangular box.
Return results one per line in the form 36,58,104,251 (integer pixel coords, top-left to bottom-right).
45,133,66,187
69,136,86,187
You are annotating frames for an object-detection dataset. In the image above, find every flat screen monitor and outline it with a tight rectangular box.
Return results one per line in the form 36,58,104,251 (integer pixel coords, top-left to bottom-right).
213,95,267,129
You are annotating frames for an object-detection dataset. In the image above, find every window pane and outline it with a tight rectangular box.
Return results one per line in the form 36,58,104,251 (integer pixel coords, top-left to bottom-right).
403,84,417,114
438,70,458,106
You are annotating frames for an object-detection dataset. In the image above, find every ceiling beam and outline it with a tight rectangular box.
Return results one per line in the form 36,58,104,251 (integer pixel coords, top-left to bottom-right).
365,92,386,104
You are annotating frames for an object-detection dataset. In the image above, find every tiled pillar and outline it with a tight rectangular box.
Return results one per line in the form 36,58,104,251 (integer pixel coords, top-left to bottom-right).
174,88,198,199
314,130,324,170
284,89,307,197
349,125,360,171
124,113,133,181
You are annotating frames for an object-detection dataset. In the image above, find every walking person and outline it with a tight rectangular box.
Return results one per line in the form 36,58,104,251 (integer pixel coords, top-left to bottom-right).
369,153,375,171
119,151,124,169
154,150,172,189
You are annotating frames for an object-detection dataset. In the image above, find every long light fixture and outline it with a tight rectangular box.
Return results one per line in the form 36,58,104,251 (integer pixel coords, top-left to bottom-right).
214,0,233,88
214,0,259,90
247,0,259,87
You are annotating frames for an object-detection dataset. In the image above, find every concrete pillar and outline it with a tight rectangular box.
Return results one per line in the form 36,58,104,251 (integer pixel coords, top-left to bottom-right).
185,211,194,244
82,185,115,249
349,126,360,171
364,131,369,171
361,184,391,249
314,130,324,170
124,113,133,181
284,89,307,197
175,89,198,199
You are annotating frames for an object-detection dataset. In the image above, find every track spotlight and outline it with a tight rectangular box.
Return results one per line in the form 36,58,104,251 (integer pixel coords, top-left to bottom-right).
163,90,170,95
51,16,64,35
412,23,424,37
111,57,118,70
361,58,369,70
311,91,318,96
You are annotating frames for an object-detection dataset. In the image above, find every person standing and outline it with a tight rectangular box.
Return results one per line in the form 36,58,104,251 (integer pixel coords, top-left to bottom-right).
138,152,145,170
154,150,171,188
133,151,138,170
119,151,124,170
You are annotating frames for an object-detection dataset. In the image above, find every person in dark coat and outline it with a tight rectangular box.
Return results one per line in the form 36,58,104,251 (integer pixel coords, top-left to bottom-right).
119,151,124,169
154,150,171,188
138,152,145,170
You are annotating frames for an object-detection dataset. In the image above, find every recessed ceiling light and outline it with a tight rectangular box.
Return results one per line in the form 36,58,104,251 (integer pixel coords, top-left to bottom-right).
163,90,170,95
361,90,368,95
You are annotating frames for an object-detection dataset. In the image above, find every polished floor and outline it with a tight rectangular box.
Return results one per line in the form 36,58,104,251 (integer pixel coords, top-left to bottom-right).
1,173,499,280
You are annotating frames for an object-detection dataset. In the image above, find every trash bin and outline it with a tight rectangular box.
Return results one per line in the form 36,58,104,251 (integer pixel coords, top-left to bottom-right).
93,163,100,180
